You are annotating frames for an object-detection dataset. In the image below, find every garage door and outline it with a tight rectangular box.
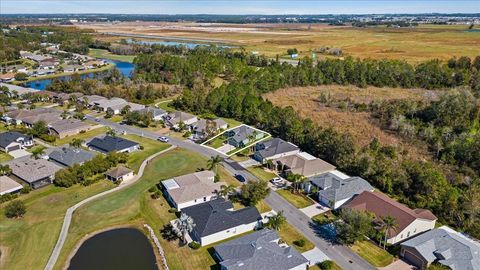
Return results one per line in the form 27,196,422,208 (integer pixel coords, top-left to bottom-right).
403,249,425,269
6,145,20,152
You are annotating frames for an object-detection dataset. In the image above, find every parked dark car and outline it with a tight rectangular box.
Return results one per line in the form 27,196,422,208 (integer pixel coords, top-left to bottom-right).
235,174,247,182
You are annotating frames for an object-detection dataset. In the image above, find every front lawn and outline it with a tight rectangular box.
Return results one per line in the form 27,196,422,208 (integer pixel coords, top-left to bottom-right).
312,212,338,225
351,240,394,267
204,135,227,149
247,166,276,182
0,152,13,163
121,134,170,172
276,189,314,209
53,126,108,146
108,115,123,123
88,48,136,63
278,222,315,253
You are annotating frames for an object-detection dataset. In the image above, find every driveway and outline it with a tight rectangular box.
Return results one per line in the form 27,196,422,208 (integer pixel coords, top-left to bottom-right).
238,158,260,168
379,259,416,270
8,149,31,159
216,143,235,154
300,203,330,218
302,247,330,266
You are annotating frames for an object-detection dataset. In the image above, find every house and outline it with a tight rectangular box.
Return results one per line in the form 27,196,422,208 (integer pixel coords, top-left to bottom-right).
182,198,262,246
95,97,128,113
161,170,225,210
83,95,108,108
164,111,198,129
0,73,15,83
344,191,437,245
308,171,374,209
0,176,23,195
105,166,134,182
139,107,167,121
0,131,34,153
21,111,62,128
192,118,228,140
48,119,91,138
6,158,62,189
126,102,146,112
272,152,335,178
48,147,95,167
0,83,38,97
213,229,309,270
400,226,480,270
87,135,140,154
226,125,264,148
253,138,300,163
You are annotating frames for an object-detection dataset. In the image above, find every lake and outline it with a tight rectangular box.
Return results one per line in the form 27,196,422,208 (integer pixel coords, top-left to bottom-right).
127,38,233,49
68,228,157,270
23,60,135,90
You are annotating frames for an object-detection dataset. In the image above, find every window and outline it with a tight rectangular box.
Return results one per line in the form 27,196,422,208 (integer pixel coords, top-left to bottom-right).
407,232,410,237
203,197,207,201
194,199,197,203
400,234,403,239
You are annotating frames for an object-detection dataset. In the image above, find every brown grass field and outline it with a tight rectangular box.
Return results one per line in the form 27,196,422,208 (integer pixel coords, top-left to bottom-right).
77,22,480,63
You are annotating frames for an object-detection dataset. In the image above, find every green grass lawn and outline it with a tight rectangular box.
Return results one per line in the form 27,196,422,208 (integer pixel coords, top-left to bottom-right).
247,166,277,182
121,134,170,172
88,49,136,63
312,211,338,225
276,189,314,209
205,135,227,149
0,152,13,163
0,181,115,270
309,261,343,270
108,115,123,123
156,101,176,112
278,222,315,253
53,126,108,146
221,117,242,128
351,240,394,267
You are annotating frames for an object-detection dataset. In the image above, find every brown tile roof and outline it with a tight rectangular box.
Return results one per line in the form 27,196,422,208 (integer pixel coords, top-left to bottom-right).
344,191,437,237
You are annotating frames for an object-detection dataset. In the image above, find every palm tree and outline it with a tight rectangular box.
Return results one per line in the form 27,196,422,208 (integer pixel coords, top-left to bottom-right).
381,216,398,249
266,211,286,231
31,146,46,160
207,155,223,174
0,164,12,176
173,213,196,244
265,159,274,170
287,173,306,193
218,184,236,199
69,138,84,148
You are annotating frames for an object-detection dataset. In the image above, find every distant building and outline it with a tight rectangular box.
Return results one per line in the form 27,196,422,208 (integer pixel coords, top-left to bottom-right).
164,111,198,129
48,119,91,138
272,152,335,178
139,107,167,121
226,125,264,148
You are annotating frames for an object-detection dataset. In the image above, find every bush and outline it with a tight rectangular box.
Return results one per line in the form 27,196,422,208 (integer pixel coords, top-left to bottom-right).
5,200,26,218
0,193,18,203
152,191,162,199
139,145,144,150
20,186,32,194
318,260,334,270
148,185,159,193
188,241,201,249
293,239,305,247
39,134,56,143
168,208,177,213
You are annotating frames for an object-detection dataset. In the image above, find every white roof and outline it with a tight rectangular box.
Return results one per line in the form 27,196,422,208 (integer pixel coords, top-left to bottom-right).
162,178,180,190
329,170,350,180
297,152,317,161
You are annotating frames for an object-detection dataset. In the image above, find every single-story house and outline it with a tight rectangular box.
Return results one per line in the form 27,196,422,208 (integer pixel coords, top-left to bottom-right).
0,73,15,83
139,107,167,121
48,147,95,167
83,95,108,108
0,131,34,153
253,137,300,163
308,171,374,209
182,198,262,246
344,191,437,245
226,125,264,148
164,111,198,129
126,102,146,112
0,83,39,97
48,119,91,138
272,152,336,178
0,175,23,195
6,158,62,189
87,135,140,154
192,118,228,140
161,170,225,210
105,166,134,182
213,229,309,270
95,97,128,113
400,226,480,270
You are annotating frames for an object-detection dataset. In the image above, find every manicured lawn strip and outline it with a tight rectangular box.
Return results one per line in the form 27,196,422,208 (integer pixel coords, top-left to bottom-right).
0,181,115,270
156,101,175,112
0,152,13,163
120,134,170,172
206,135,226,149
221,117,242,128
88,49,136,63
247,166,276,182
217,165,241,187
54,148,210,270
108,115,123,123
276,189,314,209
350,240,394,267
53,126,108,146
278,222,315,253
312,211,338,225
229,154,250,162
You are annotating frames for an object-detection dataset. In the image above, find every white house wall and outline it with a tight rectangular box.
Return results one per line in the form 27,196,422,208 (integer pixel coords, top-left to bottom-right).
387,218,436,245
199,220,258,246
176,194,218,210
264,149,300,163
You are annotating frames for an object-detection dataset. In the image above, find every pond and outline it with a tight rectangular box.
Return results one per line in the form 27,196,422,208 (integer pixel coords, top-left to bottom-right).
127,38,234,49
23,60,135,90
68,228,157,270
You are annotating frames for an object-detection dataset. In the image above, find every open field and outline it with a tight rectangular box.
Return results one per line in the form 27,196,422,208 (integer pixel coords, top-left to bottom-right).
88,48,136,63
79,22,480,63
350,240,394,267
264,85,434,160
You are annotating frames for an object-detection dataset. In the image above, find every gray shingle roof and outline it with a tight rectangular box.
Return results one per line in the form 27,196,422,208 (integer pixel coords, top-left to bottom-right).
310,172,373,203
227,125,257,143
255,138,299,159
182,198,261,237
214,229,308,270
401,226,480,270
87,136,139,153
48,147,95,167
6,158,62,183
0,131,32,148
139,107,166,118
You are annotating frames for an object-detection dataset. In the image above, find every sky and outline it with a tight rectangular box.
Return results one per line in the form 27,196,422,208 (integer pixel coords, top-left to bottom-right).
1,1,479,15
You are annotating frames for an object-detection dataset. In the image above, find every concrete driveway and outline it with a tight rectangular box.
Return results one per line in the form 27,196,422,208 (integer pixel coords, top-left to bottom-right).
216,144,235,154
8,149,32,159
302,247,330,266
300,203,330,218
379,259,417,270
238,158,260,168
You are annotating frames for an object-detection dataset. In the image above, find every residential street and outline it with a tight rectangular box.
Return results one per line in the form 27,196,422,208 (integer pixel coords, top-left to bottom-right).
87,115,375,270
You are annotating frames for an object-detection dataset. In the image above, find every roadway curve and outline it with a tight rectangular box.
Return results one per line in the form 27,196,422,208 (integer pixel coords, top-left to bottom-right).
44,145,176,270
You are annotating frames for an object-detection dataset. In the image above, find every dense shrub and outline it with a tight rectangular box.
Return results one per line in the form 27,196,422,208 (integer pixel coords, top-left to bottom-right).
5,200,26,218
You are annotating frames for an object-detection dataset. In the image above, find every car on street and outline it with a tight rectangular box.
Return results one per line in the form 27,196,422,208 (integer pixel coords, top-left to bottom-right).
95,119,100,122
157,136,169,143
235,174,247,182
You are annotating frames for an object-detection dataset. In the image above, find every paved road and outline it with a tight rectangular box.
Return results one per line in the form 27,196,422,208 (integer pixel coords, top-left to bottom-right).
90,116,374,270
44,146,176,270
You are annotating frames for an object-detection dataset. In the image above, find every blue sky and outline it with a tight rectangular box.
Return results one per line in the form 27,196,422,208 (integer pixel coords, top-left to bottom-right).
1,1,479,14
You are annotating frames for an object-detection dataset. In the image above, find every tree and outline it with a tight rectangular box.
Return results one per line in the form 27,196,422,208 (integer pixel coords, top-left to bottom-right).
266,211,286,231
14,72,28,81
30,120,48,136
239,180,270,206
69,138,84,148
121,105,131,115
31,146,46,160
218,184,236,199
287,173,306,193
381,216,397,249
207,155,223,174
106,128,117,137
173,213,196,244
318,260,334,270
5,200,26,218
0,164,12,176
334,208,374,245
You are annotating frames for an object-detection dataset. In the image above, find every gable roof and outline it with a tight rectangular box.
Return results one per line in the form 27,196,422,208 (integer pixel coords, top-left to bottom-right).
401,226,480,270
48,119,91,134
6,158,62,183
161,171,224,204
0,176,23,195
105,166,133,178
227,125,257,143
166,111,197,125
310,172,374,203
139,107,166,117
87,136,139,153
214,229,308,270
183,198,261,237
0,131,32,148
344,191,437,237
273,152,336,177
48,147,95,167
255,138,299,159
